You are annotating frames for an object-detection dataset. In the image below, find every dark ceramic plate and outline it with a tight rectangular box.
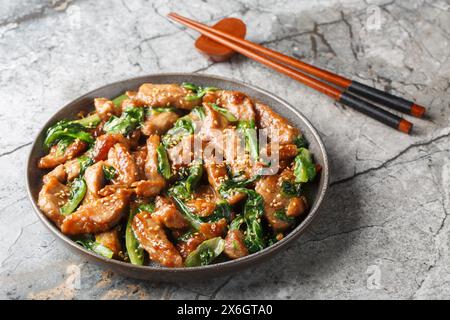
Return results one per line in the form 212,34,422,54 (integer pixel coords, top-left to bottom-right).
26,73,329,281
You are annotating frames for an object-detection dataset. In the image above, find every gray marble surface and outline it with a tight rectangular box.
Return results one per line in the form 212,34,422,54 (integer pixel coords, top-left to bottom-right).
0,0,449,300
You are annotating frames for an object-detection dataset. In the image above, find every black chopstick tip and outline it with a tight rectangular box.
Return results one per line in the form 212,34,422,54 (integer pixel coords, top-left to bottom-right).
398,119,413,134
410,104,426,118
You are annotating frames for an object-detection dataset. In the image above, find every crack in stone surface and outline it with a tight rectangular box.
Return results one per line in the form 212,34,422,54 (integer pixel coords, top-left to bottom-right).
411,159,450,298
301,220,394,246
0,0,78,28
209,276,233,300
331,131,450,186
0,142,32,158
0,196,27,214
192,61,218,73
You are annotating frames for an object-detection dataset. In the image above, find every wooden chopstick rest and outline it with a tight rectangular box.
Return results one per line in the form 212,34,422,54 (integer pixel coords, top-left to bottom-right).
195,17,246,62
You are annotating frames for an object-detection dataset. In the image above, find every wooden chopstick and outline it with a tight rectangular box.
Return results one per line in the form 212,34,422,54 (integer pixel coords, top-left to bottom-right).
169,12,425,119
168,13,413,134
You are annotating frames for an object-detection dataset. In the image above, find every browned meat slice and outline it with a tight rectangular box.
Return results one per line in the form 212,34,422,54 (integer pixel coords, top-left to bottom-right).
262,143,298,163
198,103,229,142
95,227,122,258
133,83,201,110
84,161,105,200
185,199,216,217
176,232,205,260
255,175,291,231
64,139,88,159
132,180,166,197
61,189,131,235
176,219,227,259
39,150,64,170
43,165,67,184
91,133,130,162
94,98,119,121
224,229,249,259
144,135,166,187
167,135,198,169
185,186,217,217
132,148,147,180
204,90,255,122
38,139,87,169
38,176,69,227
64,159,80,181
132,211,183,267
204,161,246,205
279,144,299,160
254,101,300,145
204,161,227,192
97,184,131,197
128,129,142,150
286,196,308,217
220,128,269,180
120,91,146,110
141,111,179,136
199,218,228,239
255,168,308,232
106,143,138,185
43,159,83,185
152,196,189,229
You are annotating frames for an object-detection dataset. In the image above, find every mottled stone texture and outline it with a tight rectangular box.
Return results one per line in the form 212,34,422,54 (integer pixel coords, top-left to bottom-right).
0,0,449,300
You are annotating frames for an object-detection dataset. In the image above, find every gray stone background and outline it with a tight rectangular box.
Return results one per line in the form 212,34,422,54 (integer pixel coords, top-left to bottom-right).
0,0,449,300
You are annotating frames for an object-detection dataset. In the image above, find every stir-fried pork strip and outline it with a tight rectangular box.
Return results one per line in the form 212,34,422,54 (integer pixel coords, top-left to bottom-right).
141,111,179,135
254,101,300,145
224,229,249,259
43,159,81,184
38,139,87,169
128,129,142,150
97,184,131,197
185,186,217,217
199,103,229,142
106,142,138,185
218,128,260,179
38,176,69,227
43,165,67,184
119,91,146,110
199,219,228,239
121,137,165,198
152,196,189,229
176,233,206,259
64,159,81,181
286,196,308,217
94,98,119,121
204,90,256,122
144,135,166,184
132,211,183,267
61,189,131,235
131,180,164,197
167,135,200,169
133,83,201,110
92,133,130,162
95,227,122,257
176,219,228,259
204,160,246,205
255,168,308,232
83,161,105,201
132,148,147,180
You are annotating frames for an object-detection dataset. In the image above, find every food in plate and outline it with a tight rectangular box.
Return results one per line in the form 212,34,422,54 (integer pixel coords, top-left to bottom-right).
37,82,319,268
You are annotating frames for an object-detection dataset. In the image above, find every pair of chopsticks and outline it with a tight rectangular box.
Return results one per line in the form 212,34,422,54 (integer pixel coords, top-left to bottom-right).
168,12,427,134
